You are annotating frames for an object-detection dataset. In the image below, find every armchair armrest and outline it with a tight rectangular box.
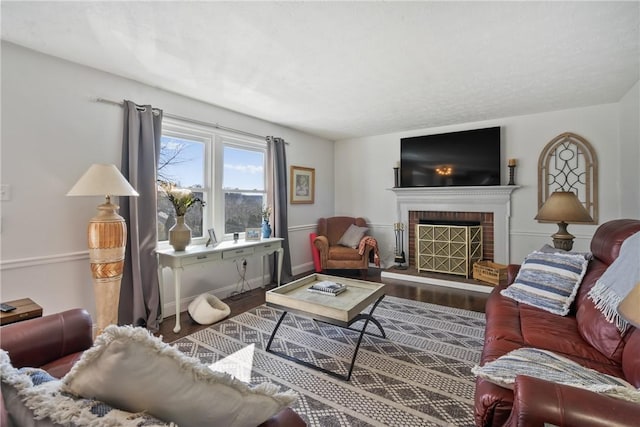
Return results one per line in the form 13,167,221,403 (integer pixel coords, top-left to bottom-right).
313,235,330,266
506,375,640,427
0,308,93,374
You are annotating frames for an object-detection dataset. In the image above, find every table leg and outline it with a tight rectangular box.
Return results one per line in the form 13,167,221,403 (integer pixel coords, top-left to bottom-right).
276,247,284,286
157,261,165,320
266,310,288,351
173,267,183,333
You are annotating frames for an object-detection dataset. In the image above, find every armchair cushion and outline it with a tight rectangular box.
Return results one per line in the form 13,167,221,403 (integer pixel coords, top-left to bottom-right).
337,224,368,248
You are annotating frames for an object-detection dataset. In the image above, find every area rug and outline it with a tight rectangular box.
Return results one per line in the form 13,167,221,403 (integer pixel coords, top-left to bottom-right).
171,296,486,426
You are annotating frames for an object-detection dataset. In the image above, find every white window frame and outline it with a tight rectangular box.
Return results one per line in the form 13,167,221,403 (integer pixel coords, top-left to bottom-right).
158,117,266,248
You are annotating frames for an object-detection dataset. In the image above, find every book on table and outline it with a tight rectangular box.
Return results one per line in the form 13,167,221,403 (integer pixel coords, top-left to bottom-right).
307,280,347,296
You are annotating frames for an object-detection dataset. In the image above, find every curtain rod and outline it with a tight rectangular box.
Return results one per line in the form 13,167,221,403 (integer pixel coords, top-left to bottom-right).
95,97,270,141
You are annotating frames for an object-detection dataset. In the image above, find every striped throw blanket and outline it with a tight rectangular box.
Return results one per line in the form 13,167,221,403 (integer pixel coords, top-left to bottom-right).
358,236,380,267
588,231,640,332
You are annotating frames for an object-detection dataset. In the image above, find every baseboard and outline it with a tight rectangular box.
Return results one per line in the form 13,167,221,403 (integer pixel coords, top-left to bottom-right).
381,270,494,294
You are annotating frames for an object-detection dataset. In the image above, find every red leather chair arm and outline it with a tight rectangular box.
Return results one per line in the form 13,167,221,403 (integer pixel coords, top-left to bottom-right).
506,264,521,284
0,308,93,372
506,375,640,427
258,407,306,427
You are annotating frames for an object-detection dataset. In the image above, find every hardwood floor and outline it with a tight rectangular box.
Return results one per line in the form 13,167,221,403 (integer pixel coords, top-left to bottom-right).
158,268,490,342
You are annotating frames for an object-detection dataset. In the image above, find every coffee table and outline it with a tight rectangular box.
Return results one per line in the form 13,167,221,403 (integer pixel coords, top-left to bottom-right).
265,273,386,381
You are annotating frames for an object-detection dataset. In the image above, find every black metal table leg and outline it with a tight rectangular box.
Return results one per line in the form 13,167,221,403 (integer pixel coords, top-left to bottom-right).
266,295,386,381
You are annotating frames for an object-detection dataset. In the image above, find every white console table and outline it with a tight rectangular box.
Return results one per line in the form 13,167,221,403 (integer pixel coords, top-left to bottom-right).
156,237,284,333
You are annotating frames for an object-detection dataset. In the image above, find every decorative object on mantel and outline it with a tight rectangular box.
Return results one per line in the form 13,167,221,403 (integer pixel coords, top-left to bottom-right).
393,161,401,188
393,222,407,269
158,180,205,251
507,158,517,185
538,132,598,223
67,163,139,335
535,191,593,251
261,205,272,238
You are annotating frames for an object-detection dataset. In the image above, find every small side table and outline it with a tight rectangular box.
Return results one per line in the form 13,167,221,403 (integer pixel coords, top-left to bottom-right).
0,298,43,326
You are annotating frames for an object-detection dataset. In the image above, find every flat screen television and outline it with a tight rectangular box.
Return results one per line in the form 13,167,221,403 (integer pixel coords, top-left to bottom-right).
400,127,501,187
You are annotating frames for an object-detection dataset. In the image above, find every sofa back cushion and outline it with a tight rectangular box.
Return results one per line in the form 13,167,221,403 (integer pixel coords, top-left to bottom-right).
574,220,640,362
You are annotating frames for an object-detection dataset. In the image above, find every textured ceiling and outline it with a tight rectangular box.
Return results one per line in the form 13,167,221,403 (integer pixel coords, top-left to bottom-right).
2,2,639,140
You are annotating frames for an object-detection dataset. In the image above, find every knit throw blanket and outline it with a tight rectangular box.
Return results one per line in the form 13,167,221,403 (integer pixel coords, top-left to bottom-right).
588,231,640,332
358,236,380,267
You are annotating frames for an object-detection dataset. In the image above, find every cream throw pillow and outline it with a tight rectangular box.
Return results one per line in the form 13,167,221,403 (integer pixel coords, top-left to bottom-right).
61,326,296,427
337,224,368,248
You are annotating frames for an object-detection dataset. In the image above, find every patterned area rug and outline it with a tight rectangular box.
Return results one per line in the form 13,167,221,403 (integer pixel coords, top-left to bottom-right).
171,296,485,426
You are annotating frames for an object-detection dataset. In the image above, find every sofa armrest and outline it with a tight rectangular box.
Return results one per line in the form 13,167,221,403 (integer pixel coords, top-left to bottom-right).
506,264,520,285
0,308,93,372
506,375,640,427
258,407,306,427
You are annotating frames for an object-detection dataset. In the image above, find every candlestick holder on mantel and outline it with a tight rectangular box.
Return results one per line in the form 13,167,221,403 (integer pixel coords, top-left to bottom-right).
508,159,517,185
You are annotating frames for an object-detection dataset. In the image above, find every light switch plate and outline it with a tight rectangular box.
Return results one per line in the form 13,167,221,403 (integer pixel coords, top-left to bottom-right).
0,184,10,201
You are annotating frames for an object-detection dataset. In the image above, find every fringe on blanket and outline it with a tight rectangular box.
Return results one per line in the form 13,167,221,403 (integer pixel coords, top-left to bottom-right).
589,282,628,333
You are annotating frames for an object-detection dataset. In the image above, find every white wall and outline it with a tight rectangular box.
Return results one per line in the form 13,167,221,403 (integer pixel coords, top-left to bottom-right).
335,92,639,266
0,42,335,319
619,81,640,218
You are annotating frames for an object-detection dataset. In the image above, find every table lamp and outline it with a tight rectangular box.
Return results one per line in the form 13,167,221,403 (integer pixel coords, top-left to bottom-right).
67,164,139,335
618,282,640,329
534,191,593,251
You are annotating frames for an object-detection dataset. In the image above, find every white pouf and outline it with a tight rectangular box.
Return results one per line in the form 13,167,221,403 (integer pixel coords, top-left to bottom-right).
187,293,231,325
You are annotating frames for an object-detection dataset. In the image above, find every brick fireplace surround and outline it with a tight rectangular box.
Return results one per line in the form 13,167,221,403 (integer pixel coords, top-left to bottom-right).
384,186,519,291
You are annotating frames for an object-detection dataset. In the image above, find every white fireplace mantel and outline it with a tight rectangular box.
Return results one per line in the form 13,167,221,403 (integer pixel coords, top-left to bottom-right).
389,186,519,265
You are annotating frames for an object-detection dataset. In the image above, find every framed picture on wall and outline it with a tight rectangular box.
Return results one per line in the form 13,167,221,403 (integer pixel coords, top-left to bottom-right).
290,165,315,204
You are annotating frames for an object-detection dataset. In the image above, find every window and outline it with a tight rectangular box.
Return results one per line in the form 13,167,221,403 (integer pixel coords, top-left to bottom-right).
157,119,266,244
222,143,266,233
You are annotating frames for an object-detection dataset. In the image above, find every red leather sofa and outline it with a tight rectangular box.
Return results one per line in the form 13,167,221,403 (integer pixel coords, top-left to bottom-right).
475,219,640,427
0,309,305,427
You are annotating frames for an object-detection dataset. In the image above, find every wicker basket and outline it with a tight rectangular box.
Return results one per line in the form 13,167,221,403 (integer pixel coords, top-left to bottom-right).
473,261,508,286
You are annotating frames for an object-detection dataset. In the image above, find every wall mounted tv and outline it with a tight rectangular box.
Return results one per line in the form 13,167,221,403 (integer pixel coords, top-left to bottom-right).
400,126,501,187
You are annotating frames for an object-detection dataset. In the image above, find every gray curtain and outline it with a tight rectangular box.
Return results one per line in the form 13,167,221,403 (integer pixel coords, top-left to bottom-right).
266,136,293,283
119,100,163,331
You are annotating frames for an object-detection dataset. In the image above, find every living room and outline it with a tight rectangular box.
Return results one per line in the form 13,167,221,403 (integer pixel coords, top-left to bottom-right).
1,2,639,425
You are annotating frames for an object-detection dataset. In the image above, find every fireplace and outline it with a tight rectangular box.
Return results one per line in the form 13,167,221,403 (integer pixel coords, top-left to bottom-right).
389,186,518,265
408,211,494,267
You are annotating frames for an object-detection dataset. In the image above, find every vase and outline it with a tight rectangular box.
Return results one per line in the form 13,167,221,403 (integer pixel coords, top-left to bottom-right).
262,220,272,239
169,216,191,251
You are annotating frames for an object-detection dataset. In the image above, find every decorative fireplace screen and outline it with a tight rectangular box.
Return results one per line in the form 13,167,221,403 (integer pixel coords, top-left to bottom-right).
415,223,483,278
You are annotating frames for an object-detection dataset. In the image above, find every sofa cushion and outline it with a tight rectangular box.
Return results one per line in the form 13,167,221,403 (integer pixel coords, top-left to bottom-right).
0,350,169,427
472,347,640,403
337,224,368,248
61,325,296,427
500,251,588,316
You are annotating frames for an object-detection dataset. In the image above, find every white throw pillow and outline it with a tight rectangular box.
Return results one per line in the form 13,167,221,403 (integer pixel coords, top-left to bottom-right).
61,326,296,427
337,224,368,248
500,250,589,315
0,350,169,427
472,347,640,403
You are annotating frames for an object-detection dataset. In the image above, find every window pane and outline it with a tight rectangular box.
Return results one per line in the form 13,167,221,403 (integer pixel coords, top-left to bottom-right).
223,146,264,190
157,136,206,241
223,145,265,234
224,192,263,233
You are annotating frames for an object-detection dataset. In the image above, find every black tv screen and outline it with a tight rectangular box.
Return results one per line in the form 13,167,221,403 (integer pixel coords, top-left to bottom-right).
400,127,501,187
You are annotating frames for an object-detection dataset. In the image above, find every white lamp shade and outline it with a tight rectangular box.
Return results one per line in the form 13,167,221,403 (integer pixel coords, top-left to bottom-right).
67,164,139,197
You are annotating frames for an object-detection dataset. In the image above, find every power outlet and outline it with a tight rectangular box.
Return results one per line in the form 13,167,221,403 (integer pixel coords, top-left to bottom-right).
0,184,10,201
